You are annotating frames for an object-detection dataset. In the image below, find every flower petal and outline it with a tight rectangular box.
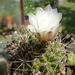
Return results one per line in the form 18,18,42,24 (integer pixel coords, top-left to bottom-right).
29,14,37,28
39,31,47,40
39,31,53,41
48,22,59,36
48,9,62,25
52,8,58,14
44,4,52,15
35,32,41,39
56,13,62,22
27,25,36,32
36,7,48,26
39,21,52,32
45,21,56,32
46,31,53,41
52,24,60,35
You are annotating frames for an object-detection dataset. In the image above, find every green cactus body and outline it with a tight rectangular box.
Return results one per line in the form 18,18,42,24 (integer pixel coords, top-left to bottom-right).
0,57,8,75
6,26,66,75
68,52,75,66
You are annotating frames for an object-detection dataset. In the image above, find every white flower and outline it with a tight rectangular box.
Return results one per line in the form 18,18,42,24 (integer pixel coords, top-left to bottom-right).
27,4,62,41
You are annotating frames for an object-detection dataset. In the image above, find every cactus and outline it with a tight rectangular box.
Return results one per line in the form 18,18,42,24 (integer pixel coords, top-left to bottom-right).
0,56,8,75
5,26,67,75
0,41,13,60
